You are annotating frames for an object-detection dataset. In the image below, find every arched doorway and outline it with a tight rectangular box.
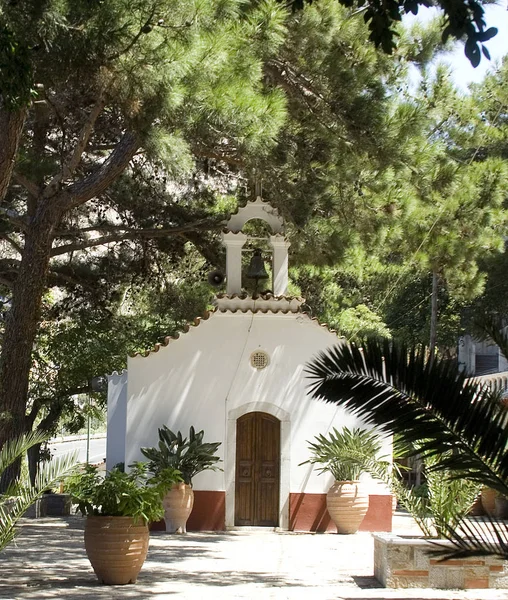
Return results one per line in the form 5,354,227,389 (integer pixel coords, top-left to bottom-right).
235,412,280,527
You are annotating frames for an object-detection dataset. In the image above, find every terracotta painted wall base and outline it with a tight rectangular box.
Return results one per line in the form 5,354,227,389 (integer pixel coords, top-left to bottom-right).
151,491,225,532
289,493,393,532
151,491,392,532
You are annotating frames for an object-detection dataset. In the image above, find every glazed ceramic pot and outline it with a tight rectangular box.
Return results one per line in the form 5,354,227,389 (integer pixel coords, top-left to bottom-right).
326,480,369,534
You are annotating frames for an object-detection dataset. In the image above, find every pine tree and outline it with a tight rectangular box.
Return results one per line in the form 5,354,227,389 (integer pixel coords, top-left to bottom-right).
0,0,288,487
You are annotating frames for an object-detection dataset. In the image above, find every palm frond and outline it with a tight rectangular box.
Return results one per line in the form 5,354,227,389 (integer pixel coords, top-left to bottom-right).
0,431,48,476
440,516,508,560
306,339,508,497
306,337,508,558
0,435,78,552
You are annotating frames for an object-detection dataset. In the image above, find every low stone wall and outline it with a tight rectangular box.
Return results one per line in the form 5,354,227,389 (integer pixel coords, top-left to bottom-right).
374,533,508,589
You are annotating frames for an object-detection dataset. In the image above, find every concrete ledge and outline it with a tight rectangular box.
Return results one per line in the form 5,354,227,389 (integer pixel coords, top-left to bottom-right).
374,533,508,589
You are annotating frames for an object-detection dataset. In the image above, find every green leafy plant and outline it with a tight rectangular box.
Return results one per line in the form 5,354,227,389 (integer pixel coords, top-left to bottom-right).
0,432,77,551
66,463,181,524
390,454,481,538
300,426,389,481
141,426,221,486
306,331,508,557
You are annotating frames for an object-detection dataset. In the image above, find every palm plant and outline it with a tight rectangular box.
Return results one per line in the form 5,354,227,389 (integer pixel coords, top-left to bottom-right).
0,432,77,551
390,452,481,538
306,327,508,558
301,427,388,481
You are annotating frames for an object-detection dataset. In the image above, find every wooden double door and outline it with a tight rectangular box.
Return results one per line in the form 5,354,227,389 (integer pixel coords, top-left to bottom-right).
235,412,280,527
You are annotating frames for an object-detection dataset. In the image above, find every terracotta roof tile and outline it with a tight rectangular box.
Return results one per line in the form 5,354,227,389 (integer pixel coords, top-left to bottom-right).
129,311,213,358
129,300,341,359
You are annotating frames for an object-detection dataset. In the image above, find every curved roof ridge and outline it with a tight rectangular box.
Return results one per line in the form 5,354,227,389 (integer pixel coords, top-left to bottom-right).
215,292,305,302
225,197,284,234
309,315,339,335
108,369,127,378
129,309,216,359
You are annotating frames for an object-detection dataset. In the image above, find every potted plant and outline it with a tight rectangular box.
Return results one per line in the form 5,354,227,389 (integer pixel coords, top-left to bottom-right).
301,426,388,534
67,462,180,584
141,426,221,533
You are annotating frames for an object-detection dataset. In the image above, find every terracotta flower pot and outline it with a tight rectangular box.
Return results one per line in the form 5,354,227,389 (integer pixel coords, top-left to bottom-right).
481,486,497,516
163,483,194,533
84,516,149,585
495,495,508,519
326,480,369,534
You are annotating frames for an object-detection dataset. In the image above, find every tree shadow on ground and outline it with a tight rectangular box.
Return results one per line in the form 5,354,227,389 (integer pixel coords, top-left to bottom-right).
0,518,322,599
0,569,314,599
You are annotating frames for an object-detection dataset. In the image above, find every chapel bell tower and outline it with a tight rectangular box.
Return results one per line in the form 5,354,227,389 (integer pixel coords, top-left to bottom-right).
221,197,290,297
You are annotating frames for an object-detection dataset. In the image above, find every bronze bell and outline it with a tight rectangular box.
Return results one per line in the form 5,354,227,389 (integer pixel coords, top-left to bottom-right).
246,249,269,281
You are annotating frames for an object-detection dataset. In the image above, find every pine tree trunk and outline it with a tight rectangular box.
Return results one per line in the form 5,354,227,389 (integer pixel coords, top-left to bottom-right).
0,107,27,202
0,130,139,490
429,270,439,365
0,198,63,490
27,442,42,487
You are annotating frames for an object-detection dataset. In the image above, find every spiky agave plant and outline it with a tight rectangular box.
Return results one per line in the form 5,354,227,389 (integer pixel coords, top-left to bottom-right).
0,432,77,551
306,327,508,559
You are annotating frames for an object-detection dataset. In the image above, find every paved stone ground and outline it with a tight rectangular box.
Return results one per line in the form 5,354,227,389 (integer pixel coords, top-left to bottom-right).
0,513,507,600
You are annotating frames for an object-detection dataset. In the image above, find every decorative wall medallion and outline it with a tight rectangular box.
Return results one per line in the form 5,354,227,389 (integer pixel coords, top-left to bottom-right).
250,350,269,370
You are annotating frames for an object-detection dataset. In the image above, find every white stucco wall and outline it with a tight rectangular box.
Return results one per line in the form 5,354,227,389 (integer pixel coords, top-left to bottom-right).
122,311,392,502
106,370,127,470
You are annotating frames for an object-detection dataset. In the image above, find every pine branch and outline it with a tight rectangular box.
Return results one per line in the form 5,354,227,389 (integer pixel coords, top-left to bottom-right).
0,235,23,255
107,4,157,61
66,132,141,207
0,257,21,287
44,90,107,196
50,218,222,256
0,257,21,271
0,206,27,229
265,59,353,144
192,145,245,167
46,267,99,290
12,171,40,198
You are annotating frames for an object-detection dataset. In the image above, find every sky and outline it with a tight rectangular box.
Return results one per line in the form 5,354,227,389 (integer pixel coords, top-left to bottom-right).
405,3,508,91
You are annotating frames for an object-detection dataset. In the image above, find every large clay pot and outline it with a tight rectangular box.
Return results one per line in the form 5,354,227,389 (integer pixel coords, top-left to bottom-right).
163,483,194,533
495,495,508,519
326,480,369,534
481,486,497,516
84,516,149,585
